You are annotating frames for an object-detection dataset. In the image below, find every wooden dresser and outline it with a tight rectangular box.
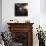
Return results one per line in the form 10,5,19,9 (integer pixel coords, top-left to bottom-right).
7,23,34,46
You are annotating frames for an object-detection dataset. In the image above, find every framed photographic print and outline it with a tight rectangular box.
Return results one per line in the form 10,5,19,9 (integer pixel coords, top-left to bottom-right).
15,3,28,16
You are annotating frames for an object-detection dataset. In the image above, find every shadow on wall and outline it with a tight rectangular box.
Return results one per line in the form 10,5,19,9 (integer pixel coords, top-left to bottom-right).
40,0,46,13
0,0,2,32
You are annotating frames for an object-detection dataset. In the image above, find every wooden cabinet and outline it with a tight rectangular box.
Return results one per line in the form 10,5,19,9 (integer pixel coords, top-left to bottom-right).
7,23,34,46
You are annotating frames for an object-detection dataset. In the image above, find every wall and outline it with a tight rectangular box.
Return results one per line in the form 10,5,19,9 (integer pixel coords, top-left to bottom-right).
2,0,40,30
0,0,2,32
2,0,46,46
40,0,46,13
40,0,46,31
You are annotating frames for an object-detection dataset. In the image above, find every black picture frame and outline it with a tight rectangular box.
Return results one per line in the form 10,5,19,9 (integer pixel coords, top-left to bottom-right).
15,3,28,16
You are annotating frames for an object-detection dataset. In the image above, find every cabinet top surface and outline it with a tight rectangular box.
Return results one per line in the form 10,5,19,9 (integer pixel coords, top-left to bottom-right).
7,23,34,25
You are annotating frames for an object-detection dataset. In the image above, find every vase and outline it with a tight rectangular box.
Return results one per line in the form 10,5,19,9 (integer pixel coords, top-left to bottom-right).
39,40,45,46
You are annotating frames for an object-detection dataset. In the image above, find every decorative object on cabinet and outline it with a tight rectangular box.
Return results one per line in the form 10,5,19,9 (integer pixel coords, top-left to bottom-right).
7,23,34,46
15,3,28,16
9,19,19,23
25,20,30,23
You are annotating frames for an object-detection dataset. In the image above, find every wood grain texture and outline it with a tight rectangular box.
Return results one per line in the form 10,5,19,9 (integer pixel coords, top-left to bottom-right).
7,23,34,46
